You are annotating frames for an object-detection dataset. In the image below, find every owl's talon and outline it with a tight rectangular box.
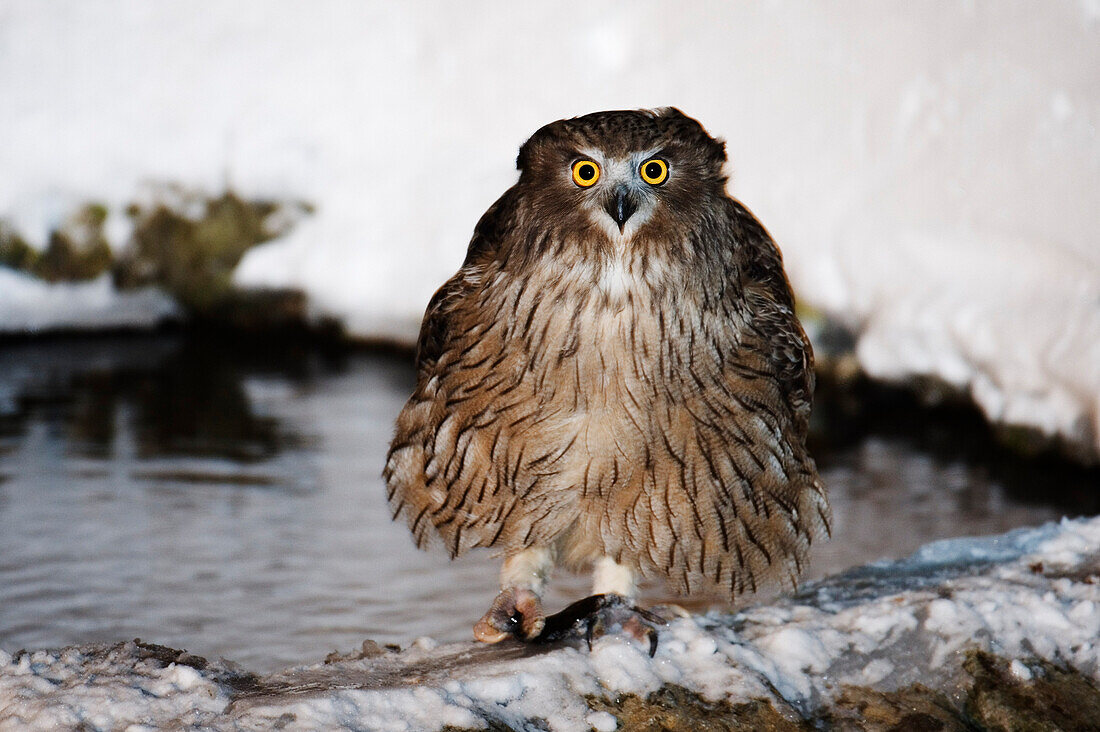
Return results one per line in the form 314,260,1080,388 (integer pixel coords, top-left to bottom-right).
583,613,600,652
535,593,665,655
473,588,545,643
623,615,660,658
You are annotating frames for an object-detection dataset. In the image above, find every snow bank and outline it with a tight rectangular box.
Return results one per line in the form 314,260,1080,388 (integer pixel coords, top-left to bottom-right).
2,1,1098,452
2,515,1098,730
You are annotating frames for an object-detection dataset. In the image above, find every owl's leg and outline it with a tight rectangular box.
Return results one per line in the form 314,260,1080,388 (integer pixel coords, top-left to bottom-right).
591,556,637,597
472,547,553,644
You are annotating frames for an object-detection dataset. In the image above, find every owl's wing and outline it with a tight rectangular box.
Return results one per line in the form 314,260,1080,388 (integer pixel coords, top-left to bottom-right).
414,272,468,378
728,200,815,436
387,197,529,556
414,193,513,376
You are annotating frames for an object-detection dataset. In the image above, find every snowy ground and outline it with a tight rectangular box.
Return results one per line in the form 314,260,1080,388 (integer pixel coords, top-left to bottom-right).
2,515,1097,731
2,1,1098,457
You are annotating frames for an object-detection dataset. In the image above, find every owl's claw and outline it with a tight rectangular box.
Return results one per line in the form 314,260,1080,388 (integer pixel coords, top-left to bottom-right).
472,588,545,643
535,593,666,657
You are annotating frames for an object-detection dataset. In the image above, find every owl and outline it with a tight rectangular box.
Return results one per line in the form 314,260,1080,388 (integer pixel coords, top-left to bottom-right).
385,108,830,649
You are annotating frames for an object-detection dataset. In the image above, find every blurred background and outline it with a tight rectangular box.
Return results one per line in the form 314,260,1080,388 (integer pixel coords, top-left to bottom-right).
0,1,1097,671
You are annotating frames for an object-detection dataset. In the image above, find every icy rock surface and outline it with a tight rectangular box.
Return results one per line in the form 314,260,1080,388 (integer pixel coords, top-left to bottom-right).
1,2,1098,454
2,516,1098,731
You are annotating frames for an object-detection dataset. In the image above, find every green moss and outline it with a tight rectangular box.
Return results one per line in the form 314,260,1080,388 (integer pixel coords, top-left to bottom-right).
440,686,804,732
824,684,969,731
83,202,109,225
35,231,113,282
964,651,1100,732
114,191,284,314
819,650,1100,731
587,686,807,732
1,204,113,282
0,224,37,272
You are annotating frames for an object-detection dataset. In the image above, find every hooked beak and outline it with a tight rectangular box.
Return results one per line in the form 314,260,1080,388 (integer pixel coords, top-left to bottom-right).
605,186,638,232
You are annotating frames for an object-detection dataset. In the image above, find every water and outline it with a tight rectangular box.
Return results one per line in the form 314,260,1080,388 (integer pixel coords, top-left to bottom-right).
0,334,1092,672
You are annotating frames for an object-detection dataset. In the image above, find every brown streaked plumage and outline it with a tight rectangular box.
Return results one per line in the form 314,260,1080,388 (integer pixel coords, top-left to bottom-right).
384,107,830,645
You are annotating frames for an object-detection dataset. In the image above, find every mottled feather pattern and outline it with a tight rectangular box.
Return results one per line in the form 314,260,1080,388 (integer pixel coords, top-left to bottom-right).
385,108,830,601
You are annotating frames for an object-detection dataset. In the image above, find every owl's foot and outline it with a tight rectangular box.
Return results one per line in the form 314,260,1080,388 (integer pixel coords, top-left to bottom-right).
472,588,546,643
535,593,666,657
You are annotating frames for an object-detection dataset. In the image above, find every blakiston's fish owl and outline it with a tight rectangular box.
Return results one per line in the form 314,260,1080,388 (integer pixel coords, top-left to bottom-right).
385,108,830,646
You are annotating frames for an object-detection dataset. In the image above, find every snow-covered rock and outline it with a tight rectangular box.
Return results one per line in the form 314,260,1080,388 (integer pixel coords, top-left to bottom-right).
2,516,1098,731
1,1,1098,452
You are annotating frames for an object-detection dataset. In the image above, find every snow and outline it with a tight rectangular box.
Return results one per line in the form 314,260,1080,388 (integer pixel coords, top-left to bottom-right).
2,514,1098,730
586,711,618,732
0,269,179,334
1010,658,1033,682
1,1,1099,450
0,646,227,731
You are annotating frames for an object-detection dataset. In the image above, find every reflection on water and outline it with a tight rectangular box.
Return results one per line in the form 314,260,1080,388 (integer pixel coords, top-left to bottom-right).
0,334,1095,672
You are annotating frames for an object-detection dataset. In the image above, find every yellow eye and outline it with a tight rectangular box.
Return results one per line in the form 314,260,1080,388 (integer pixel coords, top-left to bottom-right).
639,158,668,185
571,159,600,187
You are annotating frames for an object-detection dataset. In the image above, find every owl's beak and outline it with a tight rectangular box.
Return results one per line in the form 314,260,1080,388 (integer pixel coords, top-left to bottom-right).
606,187,638,232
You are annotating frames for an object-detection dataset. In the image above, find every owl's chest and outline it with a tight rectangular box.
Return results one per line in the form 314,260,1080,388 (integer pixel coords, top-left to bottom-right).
462,257,736,465
498,251,727,395
513,285,708,453
529,287,659,394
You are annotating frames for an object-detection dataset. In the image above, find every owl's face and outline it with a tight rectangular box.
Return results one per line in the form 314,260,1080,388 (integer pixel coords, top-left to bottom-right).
508,108,729,261
562,149,670,241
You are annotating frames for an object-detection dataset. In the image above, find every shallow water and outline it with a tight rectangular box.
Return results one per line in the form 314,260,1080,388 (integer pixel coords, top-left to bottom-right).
0,334,1091,672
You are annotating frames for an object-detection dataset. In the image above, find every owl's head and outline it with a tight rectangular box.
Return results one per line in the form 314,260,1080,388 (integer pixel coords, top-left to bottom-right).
512,108,728,247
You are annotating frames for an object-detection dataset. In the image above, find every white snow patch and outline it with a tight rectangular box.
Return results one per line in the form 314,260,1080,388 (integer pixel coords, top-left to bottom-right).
0,269,179,334
0,645,227,730
589,639,661,696
754,626,834,703
861,658,895,685
586,710,618,732
1010,659,1033,682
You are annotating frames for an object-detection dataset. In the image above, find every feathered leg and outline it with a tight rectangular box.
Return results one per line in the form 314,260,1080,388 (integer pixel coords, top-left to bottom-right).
472,547,553,643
